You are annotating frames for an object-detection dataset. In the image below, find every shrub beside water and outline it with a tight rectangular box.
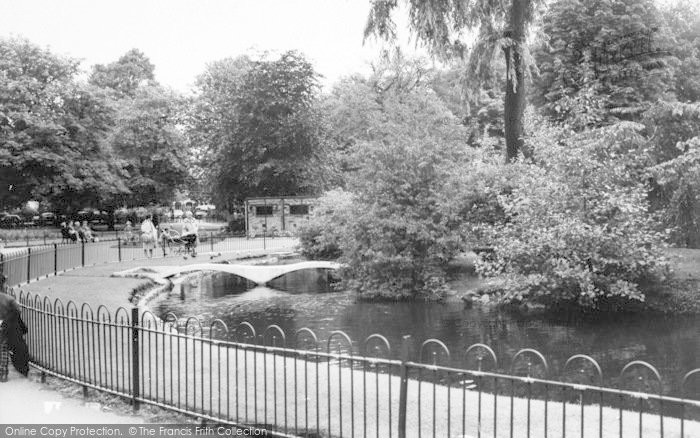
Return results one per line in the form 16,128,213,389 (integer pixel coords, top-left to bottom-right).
301,106,671,309
299,189,354,261
300,139,476,300
476,122,670,309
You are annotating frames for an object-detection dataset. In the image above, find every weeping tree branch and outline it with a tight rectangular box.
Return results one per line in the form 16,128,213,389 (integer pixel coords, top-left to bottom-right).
363,0,542,162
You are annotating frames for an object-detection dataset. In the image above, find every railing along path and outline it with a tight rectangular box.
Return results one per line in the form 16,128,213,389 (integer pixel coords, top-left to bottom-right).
1,237,700,437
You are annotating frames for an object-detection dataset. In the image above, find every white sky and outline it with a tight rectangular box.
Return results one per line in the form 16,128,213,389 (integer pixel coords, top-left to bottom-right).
0,0,410,92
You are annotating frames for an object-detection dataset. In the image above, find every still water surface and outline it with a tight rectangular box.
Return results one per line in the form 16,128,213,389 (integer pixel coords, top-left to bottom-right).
155,268,700,396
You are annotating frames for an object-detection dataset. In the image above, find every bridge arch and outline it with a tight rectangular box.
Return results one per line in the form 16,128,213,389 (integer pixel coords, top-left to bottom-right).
162,261,341,286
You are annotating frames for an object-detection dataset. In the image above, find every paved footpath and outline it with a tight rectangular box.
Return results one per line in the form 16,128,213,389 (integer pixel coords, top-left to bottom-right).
0,245,298,424
0,369,146,423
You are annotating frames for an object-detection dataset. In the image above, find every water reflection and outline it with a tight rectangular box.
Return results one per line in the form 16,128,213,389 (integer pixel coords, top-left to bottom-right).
156,271,700,396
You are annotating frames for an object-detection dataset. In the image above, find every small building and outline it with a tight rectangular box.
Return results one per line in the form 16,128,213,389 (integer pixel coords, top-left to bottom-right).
244,196,316,237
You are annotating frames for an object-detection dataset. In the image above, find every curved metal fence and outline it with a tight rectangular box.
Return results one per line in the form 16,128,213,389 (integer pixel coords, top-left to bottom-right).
2,239,700,437
0,234,299,288
3,286,700,437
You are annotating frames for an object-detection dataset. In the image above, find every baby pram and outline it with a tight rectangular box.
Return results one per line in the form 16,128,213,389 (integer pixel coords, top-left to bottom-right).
161,229,197,256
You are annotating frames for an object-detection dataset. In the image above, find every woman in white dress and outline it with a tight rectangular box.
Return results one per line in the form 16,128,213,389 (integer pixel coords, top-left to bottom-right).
140,215,158,258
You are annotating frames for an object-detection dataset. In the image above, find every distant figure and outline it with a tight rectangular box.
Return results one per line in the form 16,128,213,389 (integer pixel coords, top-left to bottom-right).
151,214,160,245
160,225,172,254
181,211,198,257
124,220,134,244
140,215,158,258
67,222,79,243
75,221,87,242
80,221,94,242
60,222,72,243
0,293,29,380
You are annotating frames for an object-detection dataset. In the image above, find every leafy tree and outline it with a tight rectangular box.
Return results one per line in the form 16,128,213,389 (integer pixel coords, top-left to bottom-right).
108,85,190,206
304,86,474,299
89,49,156,97
533,0,675,126
430,60,505,147
339,136,470,300
189,51,331,206
477,117,669,310
299,189,355,260
320,77,382,181
321,55,471,184
365,0,542,162
647,102,700,246
662,0,700,103
0,37,128,211
86,49,193,220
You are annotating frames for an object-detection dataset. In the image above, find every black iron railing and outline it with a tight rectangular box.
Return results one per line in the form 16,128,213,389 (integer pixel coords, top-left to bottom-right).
3,287,700,437
0,234,298,288
2,239,700,436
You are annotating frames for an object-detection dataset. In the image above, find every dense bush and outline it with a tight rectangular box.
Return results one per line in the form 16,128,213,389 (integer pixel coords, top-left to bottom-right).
337,137,470,300
298,189,355,260
476,120,670,309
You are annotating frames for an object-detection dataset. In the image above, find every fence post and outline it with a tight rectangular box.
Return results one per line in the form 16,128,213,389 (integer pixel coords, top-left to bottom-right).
398,335,413,438
131,307,140,411
81,241,85,267
26,247,31,283
210,232,214,252
53,243,58,275
118,238,122,262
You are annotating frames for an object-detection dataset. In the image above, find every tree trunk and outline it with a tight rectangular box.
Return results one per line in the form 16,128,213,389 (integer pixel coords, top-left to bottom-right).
503,0,529,163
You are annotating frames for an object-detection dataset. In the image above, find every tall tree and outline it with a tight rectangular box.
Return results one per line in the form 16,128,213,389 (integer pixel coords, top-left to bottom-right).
108,85,190,206
533,0,674,127
89,49,156,97
188,51,331,206
88,49,191,210
365,0,541,162
0,37,128,210
662,0,700,103
430,59,505,146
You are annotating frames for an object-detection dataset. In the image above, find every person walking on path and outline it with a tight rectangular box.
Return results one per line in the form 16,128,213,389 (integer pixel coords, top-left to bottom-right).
81,221,95,242
67,222,79,242
0,293,29,380
140,215,158,259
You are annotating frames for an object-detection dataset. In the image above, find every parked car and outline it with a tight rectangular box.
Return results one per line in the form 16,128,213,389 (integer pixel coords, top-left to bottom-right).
0,214,22,228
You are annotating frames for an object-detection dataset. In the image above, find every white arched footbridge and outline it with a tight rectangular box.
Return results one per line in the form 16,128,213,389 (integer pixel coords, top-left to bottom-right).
161,261,342,286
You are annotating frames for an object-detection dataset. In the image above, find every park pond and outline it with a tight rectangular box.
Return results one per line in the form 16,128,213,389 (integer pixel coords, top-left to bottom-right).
154,264,700,397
